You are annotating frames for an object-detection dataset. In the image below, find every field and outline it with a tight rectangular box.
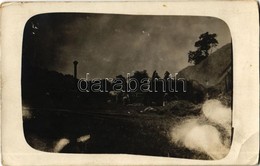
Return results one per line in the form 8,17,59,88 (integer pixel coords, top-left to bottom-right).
23,99,232,160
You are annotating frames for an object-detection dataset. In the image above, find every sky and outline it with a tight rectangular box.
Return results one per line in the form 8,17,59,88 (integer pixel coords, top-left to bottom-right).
23,13,231,79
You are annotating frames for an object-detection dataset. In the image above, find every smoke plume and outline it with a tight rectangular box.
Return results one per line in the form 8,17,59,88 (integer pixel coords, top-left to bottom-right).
170,99,232,160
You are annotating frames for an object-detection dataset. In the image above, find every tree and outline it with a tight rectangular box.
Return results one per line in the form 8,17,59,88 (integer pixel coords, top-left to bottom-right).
163,71,170,80
188,32,218,65
132,70,149,81
151,70,160,80
129,70,149,92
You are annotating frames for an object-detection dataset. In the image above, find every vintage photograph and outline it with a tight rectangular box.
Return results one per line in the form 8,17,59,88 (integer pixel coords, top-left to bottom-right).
22,13,233,160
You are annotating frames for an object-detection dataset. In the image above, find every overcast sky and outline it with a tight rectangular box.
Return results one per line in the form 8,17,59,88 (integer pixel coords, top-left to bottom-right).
23,13,231,79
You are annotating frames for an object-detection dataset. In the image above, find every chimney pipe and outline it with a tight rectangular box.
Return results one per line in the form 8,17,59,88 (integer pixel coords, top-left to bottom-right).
73,61,78,79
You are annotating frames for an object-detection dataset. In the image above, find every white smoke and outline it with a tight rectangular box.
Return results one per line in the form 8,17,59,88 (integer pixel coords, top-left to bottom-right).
53,138,70,153
22,106,32,119
77,135,90,143
53,135,91,153
170,99,232,160
202,99,231,130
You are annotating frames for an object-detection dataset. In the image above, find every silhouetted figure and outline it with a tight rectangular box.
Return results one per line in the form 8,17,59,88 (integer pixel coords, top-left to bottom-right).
122,93,130,105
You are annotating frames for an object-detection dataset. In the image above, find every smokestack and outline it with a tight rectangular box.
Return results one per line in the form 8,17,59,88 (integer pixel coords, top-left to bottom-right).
73,61,78,79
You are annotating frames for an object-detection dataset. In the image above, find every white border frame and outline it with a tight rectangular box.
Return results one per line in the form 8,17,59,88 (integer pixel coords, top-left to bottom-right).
1,1,259,165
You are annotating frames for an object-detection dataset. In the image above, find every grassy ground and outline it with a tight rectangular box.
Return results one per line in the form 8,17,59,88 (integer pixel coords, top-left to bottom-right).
23,101,214,159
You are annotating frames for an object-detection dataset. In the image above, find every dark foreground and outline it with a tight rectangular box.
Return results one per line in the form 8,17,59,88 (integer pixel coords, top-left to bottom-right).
23,106,211,160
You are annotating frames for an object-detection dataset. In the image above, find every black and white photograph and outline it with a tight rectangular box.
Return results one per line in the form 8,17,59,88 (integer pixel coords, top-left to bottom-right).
1,1,259,165
21,13,233,160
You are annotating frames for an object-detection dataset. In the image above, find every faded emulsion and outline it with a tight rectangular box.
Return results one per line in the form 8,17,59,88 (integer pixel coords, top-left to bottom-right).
22,13,233,160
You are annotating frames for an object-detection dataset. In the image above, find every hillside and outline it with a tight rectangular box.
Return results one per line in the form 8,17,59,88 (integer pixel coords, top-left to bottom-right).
178,43,232,88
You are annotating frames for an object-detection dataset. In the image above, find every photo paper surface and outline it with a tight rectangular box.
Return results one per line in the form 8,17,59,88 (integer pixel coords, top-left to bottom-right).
22,13,233,160
1,1,258,165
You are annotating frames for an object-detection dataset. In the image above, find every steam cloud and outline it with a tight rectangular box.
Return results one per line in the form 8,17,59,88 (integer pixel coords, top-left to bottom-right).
202,99,231,131
53,135,91,153
53,138,70,152
170,99,232,160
